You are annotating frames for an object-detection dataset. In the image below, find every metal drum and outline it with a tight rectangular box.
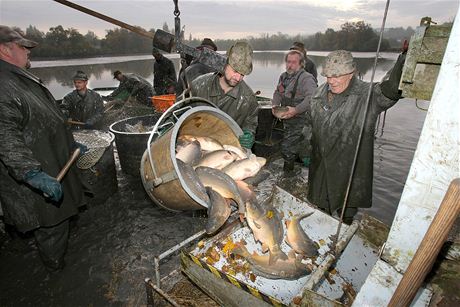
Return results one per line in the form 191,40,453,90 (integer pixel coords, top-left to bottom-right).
109,114,162,176
140,104,243,212
73,130,117,206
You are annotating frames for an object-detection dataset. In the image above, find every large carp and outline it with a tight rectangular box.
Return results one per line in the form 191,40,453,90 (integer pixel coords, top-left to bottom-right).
222,154,266,181
179,135,223,152
205,187,231,234
195,150,238,169
175,139,201,165
285,212,319,257
176,159,210,206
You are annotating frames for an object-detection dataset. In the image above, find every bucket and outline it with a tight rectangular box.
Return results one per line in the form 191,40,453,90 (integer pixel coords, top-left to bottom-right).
151,94,176,112
109,114,162,176
140,106,243,211
73,130,117,206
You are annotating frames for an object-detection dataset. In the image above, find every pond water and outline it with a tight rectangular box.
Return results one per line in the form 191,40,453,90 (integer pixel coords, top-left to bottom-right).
29,51,427,225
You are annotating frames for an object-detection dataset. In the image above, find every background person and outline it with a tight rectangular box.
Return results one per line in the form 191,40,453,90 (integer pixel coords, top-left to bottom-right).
0,25,84,272
272,50,317,175
60,70,104,130
190,41,258,149
290,41,318,84
306,49,407,224
152,47,176,95
105,70,155,106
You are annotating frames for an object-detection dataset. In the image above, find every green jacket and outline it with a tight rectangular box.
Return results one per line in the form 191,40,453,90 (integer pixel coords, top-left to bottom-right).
307,53,406,212
108,73,154,103
0,59,83,232
61,89,104,128
190,72,259,134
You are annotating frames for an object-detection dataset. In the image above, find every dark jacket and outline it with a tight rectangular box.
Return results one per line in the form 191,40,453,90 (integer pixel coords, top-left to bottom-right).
0,59,83,232
153,55,177,95
304,57,318,84
107,73,154,105
190,72,259,134
307,53,406,212
61,89,104,128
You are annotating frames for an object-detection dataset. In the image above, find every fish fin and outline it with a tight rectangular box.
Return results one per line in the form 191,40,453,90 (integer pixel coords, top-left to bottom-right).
253,220,262,229
256,157,267,167
287,250,296,259
298,212,314,221
285,220,291,227
268,250,288,265
261,243,269,253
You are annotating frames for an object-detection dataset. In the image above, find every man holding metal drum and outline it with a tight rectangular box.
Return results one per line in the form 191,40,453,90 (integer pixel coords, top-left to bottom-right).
0,25,84,272
190,41,259,149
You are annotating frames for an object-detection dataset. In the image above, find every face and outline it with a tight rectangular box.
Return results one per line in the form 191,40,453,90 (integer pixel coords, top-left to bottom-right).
286,53,302,74
74,80,88,91
115,74,123,81
0,42,31,69
223,65,244,87
327,72,354,94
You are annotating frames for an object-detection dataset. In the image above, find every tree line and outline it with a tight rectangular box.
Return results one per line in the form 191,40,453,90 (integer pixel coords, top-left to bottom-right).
15,21,416,59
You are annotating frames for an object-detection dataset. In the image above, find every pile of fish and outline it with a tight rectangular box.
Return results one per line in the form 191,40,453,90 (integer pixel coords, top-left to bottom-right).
175,134,266,234
124,121,154,133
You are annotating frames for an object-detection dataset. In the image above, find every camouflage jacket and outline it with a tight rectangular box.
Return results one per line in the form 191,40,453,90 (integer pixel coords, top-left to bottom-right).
153,55,177,95
306,53,406,212
108,73,154,100
0,59,83,232
61,89,104,128
190,72,259,134
272,69,317,116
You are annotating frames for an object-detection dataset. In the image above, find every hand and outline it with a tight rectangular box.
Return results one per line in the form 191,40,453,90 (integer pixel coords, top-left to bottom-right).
402,39,409,54
83,121,93,129
75,142,88,155
239,129,255,149
25,170,63,202
281,106,298,119
302,157,311,167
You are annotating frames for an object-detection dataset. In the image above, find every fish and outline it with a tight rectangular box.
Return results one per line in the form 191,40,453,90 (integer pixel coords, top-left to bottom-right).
222,154,267,181
205,187,232,234
195,166,246,216
176,159,210,206
285,212,319,257
245,199,287,264
235,180,256,203
195,150,238,169
176,139,202,165
223,144,248,160
232,244,312,280
272,106,289,119
179,135,223,152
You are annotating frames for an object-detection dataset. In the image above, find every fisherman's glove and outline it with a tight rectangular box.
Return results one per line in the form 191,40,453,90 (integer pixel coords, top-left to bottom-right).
380,42,407,101
239,129,255,149
302,157,311,167
75,142,88,155
25,169,63,202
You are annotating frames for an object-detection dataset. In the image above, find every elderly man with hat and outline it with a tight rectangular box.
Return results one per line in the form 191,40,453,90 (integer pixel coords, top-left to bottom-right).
190,41,258,149
61,70,104,130
272,49,317,175
0,25,84,271
152,47,177,95
306,49,407,224
290,41,318,84
176,38,219,96
106,70,155,105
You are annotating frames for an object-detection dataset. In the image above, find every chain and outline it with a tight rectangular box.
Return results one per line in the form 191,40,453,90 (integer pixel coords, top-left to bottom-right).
173,0,180,17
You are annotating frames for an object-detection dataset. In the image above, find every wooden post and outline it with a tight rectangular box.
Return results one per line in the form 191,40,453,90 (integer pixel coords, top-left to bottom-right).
388,178,460,307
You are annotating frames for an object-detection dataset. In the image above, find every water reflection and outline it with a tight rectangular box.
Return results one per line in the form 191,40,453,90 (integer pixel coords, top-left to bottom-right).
30,52,396,99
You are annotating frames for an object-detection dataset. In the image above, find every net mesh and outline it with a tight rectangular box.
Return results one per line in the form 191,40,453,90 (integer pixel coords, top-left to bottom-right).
73,131,114,169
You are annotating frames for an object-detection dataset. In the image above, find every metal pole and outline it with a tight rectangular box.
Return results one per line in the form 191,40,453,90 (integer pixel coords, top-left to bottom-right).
53,0,154,39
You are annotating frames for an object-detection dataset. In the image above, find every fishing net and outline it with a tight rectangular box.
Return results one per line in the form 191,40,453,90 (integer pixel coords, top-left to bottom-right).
73,131,114,169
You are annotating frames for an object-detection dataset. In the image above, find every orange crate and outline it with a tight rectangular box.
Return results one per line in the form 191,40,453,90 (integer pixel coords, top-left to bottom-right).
151,94,176,112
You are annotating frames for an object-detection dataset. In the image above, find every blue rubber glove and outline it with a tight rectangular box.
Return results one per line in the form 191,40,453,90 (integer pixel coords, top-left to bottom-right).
25,170,63,202
75,142,88,155
302,157,311,167
83,121,93,129
239,129,255,149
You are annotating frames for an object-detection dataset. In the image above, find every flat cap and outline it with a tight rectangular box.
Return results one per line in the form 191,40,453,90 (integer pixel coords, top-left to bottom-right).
0,25,38,48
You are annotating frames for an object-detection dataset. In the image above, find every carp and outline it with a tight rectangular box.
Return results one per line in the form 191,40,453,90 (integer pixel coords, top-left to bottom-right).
285,212,319,257
195,150,238,169
176,139,201,165
205,187,232,234
223,144,248,160
179,135,223,152
176,159,210,206
222,154,267,181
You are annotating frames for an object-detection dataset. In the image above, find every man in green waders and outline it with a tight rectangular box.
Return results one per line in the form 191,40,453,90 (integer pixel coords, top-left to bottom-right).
306,49,406,224
190,42,258,150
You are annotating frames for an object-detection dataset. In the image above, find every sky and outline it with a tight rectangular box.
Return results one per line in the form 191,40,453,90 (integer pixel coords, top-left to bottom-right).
0,0,458,39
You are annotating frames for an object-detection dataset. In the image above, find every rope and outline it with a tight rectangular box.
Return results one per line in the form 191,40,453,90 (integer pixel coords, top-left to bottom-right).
332,0,392,252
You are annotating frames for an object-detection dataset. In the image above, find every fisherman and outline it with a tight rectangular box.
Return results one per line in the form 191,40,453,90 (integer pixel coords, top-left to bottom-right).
290,42,318,84
272,50,317,175
190,41,258,149
306,48,407,224
105,70,155,106
0,25,85,272
60,70,104,130
176,38,218,96
152,47,177,95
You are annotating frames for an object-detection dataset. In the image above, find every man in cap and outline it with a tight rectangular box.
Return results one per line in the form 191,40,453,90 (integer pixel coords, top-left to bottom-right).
272,50,317,175
61,70,104,130
190,41,258,149
306,49,407,224
152,48,177,95
0,25,84,271
176,38,218,96
106,70,155,105
290,41,318,84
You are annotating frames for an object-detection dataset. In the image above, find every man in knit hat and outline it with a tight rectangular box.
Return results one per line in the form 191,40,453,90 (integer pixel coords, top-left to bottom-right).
290,41,318,83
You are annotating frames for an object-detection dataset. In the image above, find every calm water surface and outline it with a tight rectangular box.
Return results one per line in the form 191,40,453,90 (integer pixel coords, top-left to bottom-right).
30,51,427,225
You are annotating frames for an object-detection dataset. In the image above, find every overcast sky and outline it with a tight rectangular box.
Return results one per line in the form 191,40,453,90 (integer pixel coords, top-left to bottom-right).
1,0,458,39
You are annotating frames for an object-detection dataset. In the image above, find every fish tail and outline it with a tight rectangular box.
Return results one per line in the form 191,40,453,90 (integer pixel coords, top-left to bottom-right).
268,248,288,265
297,212,314,221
